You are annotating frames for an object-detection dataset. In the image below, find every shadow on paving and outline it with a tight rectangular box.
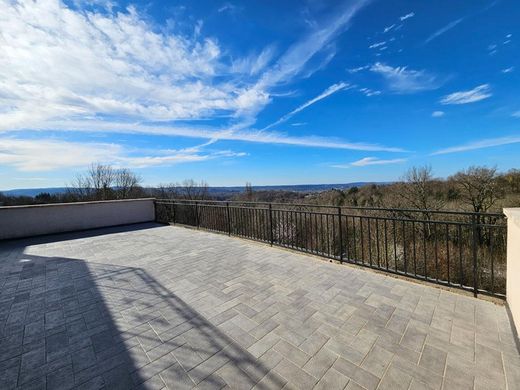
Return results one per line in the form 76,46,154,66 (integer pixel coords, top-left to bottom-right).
0,227,284,389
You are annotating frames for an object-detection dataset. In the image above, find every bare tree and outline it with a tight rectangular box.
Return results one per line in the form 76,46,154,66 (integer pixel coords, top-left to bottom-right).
177,179,209,200
69,163,143,201
397,166,445,213
450,166,502,213
114,168,143,199
156,183,178,199
88,163,115,200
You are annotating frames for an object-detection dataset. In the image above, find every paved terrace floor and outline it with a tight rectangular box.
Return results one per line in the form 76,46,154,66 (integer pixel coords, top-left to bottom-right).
1,223,519,390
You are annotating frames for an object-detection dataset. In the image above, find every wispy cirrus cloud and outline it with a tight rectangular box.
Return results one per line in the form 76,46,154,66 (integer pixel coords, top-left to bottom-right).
440,84,492,105
347,65,370,73
332,157,407,168
369,41,386,49
502,67,515,73
262,82,350,130
424,18,464,44
359,88,381,97
432,136,520,155
33,120,404,152
218,2,238,13
0,137,246,171
370,62,441,93
432,111,445,117
231,46,277,76
400,12,415,21
255,0,371,89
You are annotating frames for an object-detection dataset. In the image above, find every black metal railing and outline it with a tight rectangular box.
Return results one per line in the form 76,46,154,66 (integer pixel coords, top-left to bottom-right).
155,199,507,298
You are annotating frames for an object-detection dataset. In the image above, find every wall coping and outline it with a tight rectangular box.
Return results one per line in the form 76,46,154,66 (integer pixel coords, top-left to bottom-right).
504,208,520,224
0,198,156,210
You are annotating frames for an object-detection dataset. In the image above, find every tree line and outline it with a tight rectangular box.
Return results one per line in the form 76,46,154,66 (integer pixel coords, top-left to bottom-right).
233,166,520,214
1,164,518,213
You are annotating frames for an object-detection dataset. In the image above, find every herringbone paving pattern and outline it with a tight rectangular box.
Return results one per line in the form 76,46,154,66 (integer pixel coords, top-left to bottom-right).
0,223,519,389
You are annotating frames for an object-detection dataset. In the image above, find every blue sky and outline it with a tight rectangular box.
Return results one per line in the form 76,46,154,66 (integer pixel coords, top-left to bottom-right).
0,0,518,189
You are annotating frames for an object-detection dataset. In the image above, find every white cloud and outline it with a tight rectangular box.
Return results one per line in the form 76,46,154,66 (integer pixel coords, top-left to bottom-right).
31,120,405,152
0,137,246,171
347,65,369,73
432,136,520,155
256,0,370,89
370,62,441,93
332,157,407,168
0,0,389,154
359,88,381,97
0,138,121,171
263,82,350,130
383,24,395,33
432,111,445,117
440,84,492,105
502,67,515,73
231,46,276,76
424,18,464,44
400,12,415,21
369,41,386,49
512,111,520,118
218,2,237,13
0,0,271,128
290,122,307,126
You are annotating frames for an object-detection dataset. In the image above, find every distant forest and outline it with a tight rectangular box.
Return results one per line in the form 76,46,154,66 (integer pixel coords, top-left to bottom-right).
1,163,519,213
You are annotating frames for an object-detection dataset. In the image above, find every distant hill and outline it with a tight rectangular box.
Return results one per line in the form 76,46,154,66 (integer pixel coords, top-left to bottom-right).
1,187,70,197
1,182,383,198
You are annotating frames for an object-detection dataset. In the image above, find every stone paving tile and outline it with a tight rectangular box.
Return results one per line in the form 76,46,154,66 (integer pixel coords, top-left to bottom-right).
0,223,519,389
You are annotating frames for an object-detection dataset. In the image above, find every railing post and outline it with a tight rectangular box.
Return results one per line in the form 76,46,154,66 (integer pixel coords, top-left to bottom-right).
226,202,231,236
172,201,176,225
338,207,343,262
269,203,274,246
471,214,478,297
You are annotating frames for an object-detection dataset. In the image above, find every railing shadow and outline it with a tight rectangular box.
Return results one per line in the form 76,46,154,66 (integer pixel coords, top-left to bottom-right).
0,230,284,389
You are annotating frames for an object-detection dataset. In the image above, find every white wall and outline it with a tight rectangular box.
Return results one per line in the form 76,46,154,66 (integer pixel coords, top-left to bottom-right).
505,208,520,333
0,199,155,240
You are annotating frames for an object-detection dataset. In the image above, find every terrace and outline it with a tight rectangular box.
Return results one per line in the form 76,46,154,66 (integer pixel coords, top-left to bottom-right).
0,199,519,389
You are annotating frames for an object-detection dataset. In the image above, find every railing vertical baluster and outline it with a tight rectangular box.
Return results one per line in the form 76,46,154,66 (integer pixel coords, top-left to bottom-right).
446,224,450,286
491,225,495,295
412,221,417,277
269,204,273,246
384,219,389,270
458,224,463,287
393,219,397,271
309,212,314,253
325,213,332,256
360,217,365,264
403,220,407,275
375,218,380,268
367,218,372,266
226,202,231,236
472,214,478,297
434,223,438,282
338,207,343,262
352,216,357,262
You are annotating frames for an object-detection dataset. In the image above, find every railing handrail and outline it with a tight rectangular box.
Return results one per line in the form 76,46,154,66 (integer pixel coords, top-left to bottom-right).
154,198,505,219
